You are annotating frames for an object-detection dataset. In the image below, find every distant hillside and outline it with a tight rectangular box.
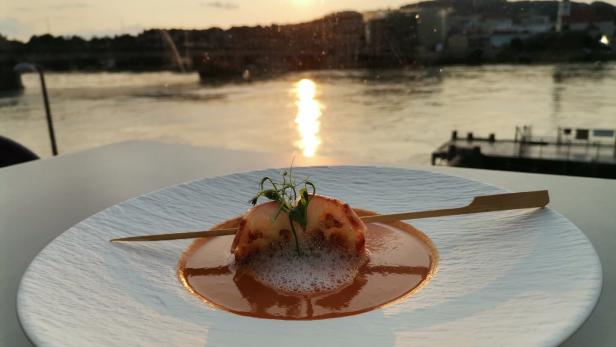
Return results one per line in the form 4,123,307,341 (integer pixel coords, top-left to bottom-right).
402,0,616,21
1,0,615,75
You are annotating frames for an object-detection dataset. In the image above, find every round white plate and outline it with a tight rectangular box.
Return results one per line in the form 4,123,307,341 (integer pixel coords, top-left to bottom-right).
18,166,601,347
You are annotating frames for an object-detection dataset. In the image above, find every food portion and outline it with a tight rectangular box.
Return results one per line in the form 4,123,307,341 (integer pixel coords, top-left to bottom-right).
230,170,366,262
304,195,366,254
178,168,438,320
231,195,366,261
230,201,296,261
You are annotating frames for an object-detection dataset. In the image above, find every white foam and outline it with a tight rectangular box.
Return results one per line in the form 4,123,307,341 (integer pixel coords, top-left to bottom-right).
239,241,367,294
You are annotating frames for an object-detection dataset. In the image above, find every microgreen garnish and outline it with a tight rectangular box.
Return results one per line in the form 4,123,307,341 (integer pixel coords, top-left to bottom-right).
249,164,316,256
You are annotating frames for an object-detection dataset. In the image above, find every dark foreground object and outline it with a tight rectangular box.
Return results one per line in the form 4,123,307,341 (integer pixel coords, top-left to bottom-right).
0,61,23,92
0,136,39,168
432,129,616,179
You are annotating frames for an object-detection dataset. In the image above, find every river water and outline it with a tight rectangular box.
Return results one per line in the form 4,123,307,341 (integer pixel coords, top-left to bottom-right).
1,63,616,164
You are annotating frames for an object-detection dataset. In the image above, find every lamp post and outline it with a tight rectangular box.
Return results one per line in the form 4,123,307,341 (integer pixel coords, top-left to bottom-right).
13,63,58,156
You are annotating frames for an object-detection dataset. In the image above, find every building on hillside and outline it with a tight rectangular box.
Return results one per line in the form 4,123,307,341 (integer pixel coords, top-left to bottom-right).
557,0,615,42
446,33,469,56
518,15,552,34
567,7,614,48
364,10,419,63
318,11,366,67
279,11,365,68
556,0,572,32
412,7,450,54
479,16,513,33
488,15,552,48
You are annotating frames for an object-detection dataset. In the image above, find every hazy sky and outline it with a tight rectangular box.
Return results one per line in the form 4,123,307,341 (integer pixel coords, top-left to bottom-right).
0,0,412,41
1,0,611,41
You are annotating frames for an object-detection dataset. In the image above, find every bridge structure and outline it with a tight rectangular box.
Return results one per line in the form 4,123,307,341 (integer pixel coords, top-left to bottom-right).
0,49,186,92
0,45,365,90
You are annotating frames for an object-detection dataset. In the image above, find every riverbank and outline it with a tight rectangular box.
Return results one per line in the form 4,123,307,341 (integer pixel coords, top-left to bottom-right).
3,0,615,88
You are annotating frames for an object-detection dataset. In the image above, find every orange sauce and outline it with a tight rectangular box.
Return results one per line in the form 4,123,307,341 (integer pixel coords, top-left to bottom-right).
178,209,438,320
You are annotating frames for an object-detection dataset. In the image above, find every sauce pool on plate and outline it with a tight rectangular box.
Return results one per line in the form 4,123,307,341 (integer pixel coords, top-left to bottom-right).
178,209,438,320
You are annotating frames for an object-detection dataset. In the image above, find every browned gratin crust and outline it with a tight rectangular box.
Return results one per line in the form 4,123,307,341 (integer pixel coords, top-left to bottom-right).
231,195,366,261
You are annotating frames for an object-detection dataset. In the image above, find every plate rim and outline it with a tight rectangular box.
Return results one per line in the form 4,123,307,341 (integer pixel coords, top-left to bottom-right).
16,165,603,347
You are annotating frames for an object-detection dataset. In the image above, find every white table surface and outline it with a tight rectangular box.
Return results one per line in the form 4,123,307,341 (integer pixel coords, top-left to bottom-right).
1,140,614,347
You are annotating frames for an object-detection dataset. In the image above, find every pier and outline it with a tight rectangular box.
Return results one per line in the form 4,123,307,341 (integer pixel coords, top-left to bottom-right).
432,127,616,179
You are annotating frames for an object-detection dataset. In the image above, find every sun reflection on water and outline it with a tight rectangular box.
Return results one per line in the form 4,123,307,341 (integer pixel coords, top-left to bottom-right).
294,79,322,157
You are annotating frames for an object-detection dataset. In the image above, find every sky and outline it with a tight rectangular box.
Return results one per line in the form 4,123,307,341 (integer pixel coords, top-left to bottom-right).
1,0,612,41
0,0,412,41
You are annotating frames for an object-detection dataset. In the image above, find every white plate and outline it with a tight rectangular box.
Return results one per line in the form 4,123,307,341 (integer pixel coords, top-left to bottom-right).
18,166,602,347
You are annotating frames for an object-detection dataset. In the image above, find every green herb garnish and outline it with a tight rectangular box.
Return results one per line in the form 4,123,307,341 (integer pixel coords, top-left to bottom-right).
249,165,316,256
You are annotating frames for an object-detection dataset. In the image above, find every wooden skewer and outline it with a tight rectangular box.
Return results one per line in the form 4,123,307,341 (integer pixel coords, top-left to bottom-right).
110,190,549,242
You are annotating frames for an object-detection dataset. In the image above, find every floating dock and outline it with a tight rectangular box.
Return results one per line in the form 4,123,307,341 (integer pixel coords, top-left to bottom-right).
432,127,616,179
